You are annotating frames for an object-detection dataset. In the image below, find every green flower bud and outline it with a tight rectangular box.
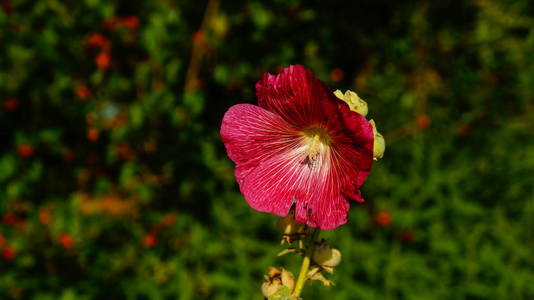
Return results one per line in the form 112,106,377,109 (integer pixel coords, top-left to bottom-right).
369,120,385,160
334,89,368,117
313,241,342,267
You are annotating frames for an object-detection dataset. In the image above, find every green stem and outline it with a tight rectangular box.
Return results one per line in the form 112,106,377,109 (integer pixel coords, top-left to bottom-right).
291,228,320,299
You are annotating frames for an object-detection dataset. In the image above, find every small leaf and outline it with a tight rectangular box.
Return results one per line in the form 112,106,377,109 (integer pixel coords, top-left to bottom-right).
277,248,297,256
268,286,292,300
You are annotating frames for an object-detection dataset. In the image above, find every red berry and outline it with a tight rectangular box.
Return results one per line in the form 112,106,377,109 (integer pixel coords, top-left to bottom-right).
59,233,73,249
96,51,110,70
416,115,431,130
86,33,109,48
2,98,18,111
161,214,176,227
458,124,471,136
192,30,205,46
2,213,18,225
104,17,121,29
87,128,100,142
330,68,345,82
39,209,52,225
116,144,134,160
122,16,139,29
400,231,415,243
18,144,34,157
142,234,157,248
374,211,392,227
2,247,15,261
75,85,91,100
63,150,76,162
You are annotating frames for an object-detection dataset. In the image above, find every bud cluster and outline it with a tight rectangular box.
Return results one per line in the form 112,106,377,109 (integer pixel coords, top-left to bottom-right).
307,239,341,286
313,239,341,269
262,213,343,298
261,267,295,299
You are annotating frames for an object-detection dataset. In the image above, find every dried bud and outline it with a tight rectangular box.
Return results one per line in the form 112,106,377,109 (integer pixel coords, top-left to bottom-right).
313,240,341,268
278,212,305,235
261,267,295,298
334,89,368,117
369,120,385,160
280,268,295,291
267,266,280,277
261,279,282,298
279,212,306,244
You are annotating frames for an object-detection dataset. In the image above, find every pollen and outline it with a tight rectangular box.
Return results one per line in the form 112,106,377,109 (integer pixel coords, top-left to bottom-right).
301,127,331,168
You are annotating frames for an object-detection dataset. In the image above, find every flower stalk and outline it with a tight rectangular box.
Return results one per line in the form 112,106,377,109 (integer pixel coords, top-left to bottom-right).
291,228,320,298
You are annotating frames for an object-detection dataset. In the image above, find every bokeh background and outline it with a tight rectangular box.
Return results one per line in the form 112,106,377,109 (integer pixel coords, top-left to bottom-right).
1,0,533,299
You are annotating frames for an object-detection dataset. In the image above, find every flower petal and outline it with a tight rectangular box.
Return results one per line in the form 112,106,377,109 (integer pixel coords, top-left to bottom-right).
241,142,356,230
220,103,300,183
256,65,337,127
334,102,375,188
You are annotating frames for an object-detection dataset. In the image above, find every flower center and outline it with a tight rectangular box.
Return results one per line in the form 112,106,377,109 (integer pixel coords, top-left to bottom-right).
301,127,331,168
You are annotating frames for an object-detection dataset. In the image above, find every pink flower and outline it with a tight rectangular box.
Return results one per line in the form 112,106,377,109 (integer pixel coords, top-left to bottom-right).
220,65,376,230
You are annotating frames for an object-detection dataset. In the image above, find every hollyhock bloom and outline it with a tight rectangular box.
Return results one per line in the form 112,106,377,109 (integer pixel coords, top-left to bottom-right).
416,114,431,130
75,85,91,99
104,17,121,29
2,98,18,111
192,30,205,46
458,123,471,136
86,33,109,49
39,209,52,225
400,231,415,243
59,233,73,249
17,144,34,158
142,233,157,248
96,51,110,70
87,128,100,142
374,210,392,227
122,16,139,29
329,68,344,82
221,65,385,230
2,213,19,225
2,247,15,261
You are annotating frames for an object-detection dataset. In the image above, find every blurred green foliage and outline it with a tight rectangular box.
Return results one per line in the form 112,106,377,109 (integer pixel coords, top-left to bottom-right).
1,0,533,299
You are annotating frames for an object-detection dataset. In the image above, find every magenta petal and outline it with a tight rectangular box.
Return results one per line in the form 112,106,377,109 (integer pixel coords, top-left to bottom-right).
220,103,353,229
334,102,375,188
220,104,303,217
241,148,350,230
220,103,300,183
305,190,350,230
240,152,309,219
256,65,337,127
